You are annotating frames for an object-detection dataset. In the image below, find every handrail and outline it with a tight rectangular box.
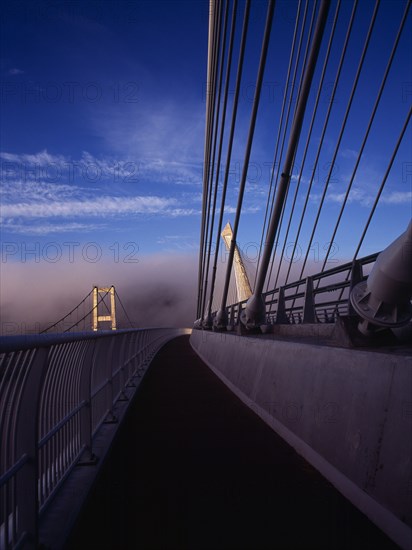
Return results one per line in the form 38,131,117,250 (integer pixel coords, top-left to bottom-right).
0,327,178,353
208,252,380,326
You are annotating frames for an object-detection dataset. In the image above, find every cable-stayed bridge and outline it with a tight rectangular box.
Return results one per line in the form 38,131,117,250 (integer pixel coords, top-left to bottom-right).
1,1,411,549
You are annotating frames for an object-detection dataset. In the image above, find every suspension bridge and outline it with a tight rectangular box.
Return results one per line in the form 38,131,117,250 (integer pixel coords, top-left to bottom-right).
38,286,134,334
1,0,412,548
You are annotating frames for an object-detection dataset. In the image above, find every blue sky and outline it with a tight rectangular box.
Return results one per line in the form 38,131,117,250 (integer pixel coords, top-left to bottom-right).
1,0,210,256
0,0,411,329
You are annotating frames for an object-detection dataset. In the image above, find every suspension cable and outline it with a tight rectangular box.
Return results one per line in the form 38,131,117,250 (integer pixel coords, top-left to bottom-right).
269,0,342,294
40,289,93,333
198,0,221,317
116,290,134,328
201,0,230,321
197,0,222,317
265,0,320,291
200,0,226,319
251,0,331,302
354,105,412,260
297,0,381,281
284,0,359,287
320,0,410,272
253,0,304,287
63,288,111,333
207,0,251,317
203,0,238,321
218,0,276,317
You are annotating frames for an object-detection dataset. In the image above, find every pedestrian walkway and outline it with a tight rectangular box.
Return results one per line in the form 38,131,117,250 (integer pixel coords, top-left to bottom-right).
65,335,396,549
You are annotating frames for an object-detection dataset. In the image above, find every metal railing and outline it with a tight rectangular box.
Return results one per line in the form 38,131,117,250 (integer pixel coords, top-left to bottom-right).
216,253,379,328
0,328,185,549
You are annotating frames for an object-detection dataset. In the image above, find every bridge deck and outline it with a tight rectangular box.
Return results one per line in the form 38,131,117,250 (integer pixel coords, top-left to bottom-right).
65,335,396,549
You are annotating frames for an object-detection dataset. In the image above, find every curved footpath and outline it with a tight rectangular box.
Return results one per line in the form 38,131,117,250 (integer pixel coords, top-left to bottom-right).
66,335,397,549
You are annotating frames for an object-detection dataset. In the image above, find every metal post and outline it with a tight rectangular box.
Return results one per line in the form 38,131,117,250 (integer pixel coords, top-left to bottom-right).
349,260,363,315
79,340,97,463
110,286,117,330
92,286,98,331
275,287,289,324
244,0,331,327
302,277,316,323
104,337,117,422
15,347,49,548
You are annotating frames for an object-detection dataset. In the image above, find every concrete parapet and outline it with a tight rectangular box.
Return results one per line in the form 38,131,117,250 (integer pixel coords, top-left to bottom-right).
190,329,412,549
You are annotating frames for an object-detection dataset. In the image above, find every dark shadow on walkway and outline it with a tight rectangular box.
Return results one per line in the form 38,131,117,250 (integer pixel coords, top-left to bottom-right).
65,335,397,549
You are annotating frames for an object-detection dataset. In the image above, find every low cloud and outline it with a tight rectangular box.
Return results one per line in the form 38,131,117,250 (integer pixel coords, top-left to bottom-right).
0,254,198,335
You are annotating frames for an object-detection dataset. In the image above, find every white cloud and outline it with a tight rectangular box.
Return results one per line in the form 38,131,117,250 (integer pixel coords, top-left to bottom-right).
380,191,412,204
156,234,199,251
339,148,358,159
324,188,412,207
326,187,372,207
8,68,24,75
1,180,85,202
0,150,203,232
1,195,196,219
309,186,410,208
1,222,106,235
0,149,203,187
1,150,66,166
88,98,205,170
223,205,261,215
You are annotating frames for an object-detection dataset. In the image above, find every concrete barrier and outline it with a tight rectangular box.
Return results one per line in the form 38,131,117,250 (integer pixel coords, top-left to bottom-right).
190,329,412,549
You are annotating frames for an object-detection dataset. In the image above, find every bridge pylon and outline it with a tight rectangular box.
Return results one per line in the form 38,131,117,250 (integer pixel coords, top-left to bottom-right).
221,222,252,303
92,285,117,331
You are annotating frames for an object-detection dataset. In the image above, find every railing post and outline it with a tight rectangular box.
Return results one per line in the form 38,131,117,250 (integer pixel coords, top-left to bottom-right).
135,332,144,375
117,333,130,401
15,346,49,548
79,340,96,463
227,304,235,330
349,259,363,315
236,302,243,325
275,287,289,324
105,337,117,422
126,333,138,386
303,277,316,323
